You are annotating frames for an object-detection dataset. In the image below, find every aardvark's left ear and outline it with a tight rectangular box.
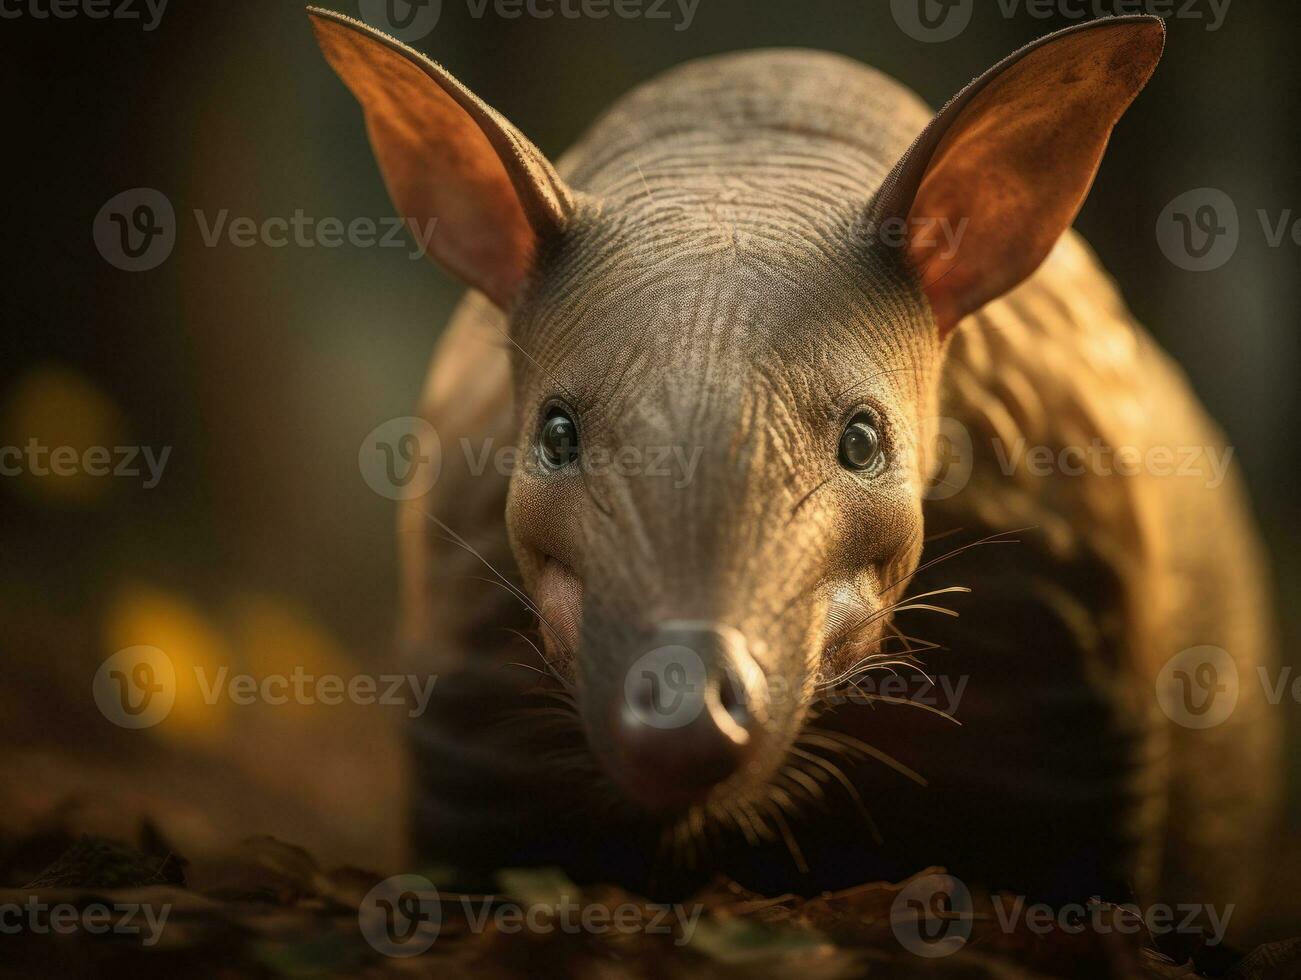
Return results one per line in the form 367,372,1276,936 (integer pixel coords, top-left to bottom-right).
871,15,1165,337
307,6,574,311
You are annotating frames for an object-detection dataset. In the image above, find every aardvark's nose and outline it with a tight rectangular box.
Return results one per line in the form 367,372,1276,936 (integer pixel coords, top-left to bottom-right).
607,620,767,809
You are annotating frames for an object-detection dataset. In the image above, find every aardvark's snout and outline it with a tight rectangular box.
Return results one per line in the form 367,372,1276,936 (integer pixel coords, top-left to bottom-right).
601,620,769,810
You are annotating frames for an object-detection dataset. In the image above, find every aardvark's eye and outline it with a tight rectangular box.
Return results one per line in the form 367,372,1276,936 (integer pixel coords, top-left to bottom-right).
838,414,883,472
539,407,580,469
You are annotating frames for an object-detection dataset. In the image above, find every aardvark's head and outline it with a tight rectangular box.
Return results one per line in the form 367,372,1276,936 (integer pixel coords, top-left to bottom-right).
311,9,1162,813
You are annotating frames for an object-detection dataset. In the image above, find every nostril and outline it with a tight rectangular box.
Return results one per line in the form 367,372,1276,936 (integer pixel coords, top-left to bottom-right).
716,670,749,728
603,621,768,809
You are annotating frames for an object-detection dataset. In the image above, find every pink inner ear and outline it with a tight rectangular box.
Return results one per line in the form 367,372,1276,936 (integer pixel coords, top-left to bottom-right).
904,20,1164,336
365,109,536,308
310,12,566,310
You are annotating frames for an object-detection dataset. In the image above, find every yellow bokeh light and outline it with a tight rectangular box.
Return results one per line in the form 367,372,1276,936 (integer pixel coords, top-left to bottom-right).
103,584,232,743
0,365,128,505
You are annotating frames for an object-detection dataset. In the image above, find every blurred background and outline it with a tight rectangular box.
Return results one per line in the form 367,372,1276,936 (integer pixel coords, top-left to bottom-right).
1,0,1297,883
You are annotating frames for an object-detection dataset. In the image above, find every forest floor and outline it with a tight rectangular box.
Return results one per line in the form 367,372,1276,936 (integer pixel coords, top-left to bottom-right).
2,822,1299,979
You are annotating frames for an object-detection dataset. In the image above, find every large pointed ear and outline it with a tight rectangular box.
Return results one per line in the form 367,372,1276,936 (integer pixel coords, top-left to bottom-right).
307,7,574,310
871,16,1164,337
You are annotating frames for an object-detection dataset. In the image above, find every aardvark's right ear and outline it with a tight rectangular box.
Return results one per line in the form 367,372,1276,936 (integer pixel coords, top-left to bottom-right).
308,7,574,310
870,15,1164,338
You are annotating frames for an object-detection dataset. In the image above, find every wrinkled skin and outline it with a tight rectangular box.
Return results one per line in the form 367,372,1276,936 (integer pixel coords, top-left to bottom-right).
508,208,939,807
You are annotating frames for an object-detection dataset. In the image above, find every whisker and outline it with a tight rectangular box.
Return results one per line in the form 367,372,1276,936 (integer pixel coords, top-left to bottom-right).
761,793,809,874
423,515,575,660
780,764,826,804
819,656,929,691
500,626,573,692
829,688,962,725
877,526,1032,596
800,729,928,787
790,745,882,845
822,585,971,667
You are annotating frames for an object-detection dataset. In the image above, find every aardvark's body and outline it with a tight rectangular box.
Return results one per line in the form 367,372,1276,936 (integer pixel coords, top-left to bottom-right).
310,10,1277,931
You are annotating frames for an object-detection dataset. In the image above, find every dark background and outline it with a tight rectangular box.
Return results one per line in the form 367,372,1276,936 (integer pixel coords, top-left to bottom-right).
1,0,1297,878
